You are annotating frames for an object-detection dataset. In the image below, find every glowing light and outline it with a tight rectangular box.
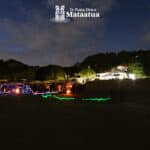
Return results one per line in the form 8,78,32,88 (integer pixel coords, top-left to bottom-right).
96,72,130,80
0,83,33,95
66,89,71,95
82,97,111,102
42,94,52,99
41,94,75,101
118,76,124,80
41,94,111,102
15,88,20,94
52,95,75,101
66,83,72,89
128,73,136,80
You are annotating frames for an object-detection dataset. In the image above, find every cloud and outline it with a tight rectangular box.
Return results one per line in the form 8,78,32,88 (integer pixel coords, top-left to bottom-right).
138,22,150,49
140,32,150,49
142,32,150,43
0,0,115,66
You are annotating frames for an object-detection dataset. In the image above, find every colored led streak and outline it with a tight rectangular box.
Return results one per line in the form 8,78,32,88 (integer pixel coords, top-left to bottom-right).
41,94,111,102
42,94,52,99
42,94,75,101
82,97,111,102
51,95,75,101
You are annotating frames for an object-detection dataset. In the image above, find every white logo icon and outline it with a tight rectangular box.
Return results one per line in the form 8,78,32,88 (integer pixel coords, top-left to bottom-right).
55,5,66,22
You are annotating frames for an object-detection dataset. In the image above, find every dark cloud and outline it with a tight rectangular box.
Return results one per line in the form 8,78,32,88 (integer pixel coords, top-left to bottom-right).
140,32,150,49
0,0,115,66
138,22,150,49
142,32,150,43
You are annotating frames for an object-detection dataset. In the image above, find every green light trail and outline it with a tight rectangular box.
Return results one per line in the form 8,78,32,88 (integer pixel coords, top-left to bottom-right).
42,94,52,99
82,97,111,102
51,95,75,101
41,94,111,102
41,94,75,101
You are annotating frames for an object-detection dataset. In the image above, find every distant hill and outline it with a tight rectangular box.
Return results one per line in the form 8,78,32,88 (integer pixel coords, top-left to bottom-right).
0,59,33,81
79,50,150,75
0,50,150,81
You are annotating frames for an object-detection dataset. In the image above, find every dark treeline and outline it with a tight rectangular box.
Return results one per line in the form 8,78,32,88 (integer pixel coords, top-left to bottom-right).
0,50,150,81
79,50,150,73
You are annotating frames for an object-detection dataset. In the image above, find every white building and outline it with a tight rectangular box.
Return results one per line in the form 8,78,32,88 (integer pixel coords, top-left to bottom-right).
96,72,135,80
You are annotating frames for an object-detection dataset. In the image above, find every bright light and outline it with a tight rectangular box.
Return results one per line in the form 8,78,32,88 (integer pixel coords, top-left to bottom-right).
66,83,72,88
118,76,124,80
66,89,71,95
15,88,20,94
129,73,136,80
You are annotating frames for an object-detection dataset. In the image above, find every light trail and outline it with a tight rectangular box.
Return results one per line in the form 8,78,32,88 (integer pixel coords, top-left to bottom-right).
41,94,111,102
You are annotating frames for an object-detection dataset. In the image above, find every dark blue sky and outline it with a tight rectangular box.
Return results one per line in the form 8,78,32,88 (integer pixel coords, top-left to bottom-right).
103,0,150,50
0,0,149,66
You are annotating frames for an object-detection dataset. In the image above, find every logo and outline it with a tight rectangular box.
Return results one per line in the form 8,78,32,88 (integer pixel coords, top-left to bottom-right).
51,5,101,23
55,5,67,23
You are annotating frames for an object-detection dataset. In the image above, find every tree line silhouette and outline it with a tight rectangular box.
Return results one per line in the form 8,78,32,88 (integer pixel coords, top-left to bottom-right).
0,50,149,81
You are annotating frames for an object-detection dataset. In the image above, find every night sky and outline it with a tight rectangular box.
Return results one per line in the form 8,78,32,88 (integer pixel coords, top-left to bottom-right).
0,0,149,66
